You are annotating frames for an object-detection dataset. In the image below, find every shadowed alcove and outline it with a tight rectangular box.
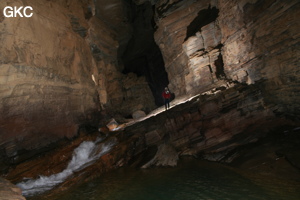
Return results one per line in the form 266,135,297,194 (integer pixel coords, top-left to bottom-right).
121,0,169,106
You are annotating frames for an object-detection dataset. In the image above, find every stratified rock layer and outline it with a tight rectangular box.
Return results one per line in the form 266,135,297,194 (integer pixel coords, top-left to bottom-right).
0,0,155,172
124,82,297,163
154,0,300,121
4,82,299,199
0,0,99,172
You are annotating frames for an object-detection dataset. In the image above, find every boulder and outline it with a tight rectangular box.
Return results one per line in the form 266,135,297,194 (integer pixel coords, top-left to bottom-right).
132,110,147,120
106,119,119,131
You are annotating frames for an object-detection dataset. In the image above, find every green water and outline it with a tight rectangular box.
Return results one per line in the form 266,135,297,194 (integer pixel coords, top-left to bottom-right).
38,159,300,200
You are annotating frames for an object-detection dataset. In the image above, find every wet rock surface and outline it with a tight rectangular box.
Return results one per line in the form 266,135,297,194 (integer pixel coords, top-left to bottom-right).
2,82,300,198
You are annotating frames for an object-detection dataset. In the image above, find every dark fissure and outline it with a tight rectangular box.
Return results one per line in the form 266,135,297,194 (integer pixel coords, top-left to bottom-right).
121,1,169,106
215,53,226,79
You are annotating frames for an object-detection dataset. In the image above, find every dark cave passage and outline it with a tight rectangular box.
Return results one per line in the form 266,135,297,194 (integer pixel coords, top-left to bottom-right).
121,1,169,106
215,53,226,80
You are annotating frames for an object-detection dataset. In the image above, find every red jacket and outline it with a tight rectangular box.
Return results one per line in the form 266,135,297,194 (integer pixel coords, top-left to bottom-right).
162,91,171,99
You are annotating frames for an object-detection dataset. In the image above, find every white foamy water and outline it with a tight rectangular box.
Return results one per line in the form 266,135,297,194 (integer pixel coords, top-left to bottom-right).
17,139,116,197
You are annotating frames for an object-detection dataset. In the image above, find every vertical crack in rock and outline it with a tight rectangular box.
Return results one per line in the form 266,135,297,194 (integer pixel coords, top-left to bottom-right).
185,6,219,41
207,64,215,83
214,53,226,80
208,65,213,73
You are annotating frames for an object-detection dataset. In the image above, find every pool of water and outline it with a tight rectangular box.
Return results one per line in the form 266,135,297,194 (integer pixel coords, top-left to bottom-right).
33,159,300,200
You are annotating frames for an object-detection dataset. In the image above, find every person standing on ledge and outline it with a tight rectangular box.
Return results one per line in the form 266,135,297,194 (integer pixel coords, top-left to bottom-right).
162,87,171,110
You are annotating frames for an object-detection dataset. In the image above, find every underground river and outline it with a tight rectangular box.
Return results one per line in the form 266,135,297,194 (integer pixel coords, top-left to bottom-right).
28,158,300,200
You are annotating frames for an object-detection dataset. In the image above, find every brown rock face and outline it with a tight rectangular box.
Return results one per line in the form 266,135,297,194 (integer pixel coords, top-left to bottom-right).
0,0,156,172
86,0,156,115
154,0,300,113
0,177,25,200
139,0,300,164
124,83,293,162
0,0,99,170
3,82,299,198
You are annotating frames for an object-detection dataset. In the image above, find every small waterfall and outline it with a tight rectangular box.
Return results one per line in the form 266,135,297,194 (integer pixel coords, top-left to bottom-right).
17,138,116,197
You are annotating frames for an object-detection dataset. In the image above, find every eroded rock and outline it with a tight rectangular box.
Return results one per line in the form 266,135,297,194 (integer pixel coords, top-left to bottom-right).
141,143,178,168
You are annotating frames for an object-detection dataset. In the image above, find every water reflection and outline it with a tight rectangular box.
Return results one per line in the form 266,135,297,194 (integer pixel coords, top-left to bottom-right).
33,158,300,200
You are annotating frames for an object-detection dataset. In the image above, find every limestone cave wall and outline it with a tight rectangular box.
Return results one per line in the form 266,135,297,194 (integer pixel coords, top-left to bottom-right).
0,0,299,177
0,0,155,172
0,0,299,196
154,0,300,120
0,0,99,167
